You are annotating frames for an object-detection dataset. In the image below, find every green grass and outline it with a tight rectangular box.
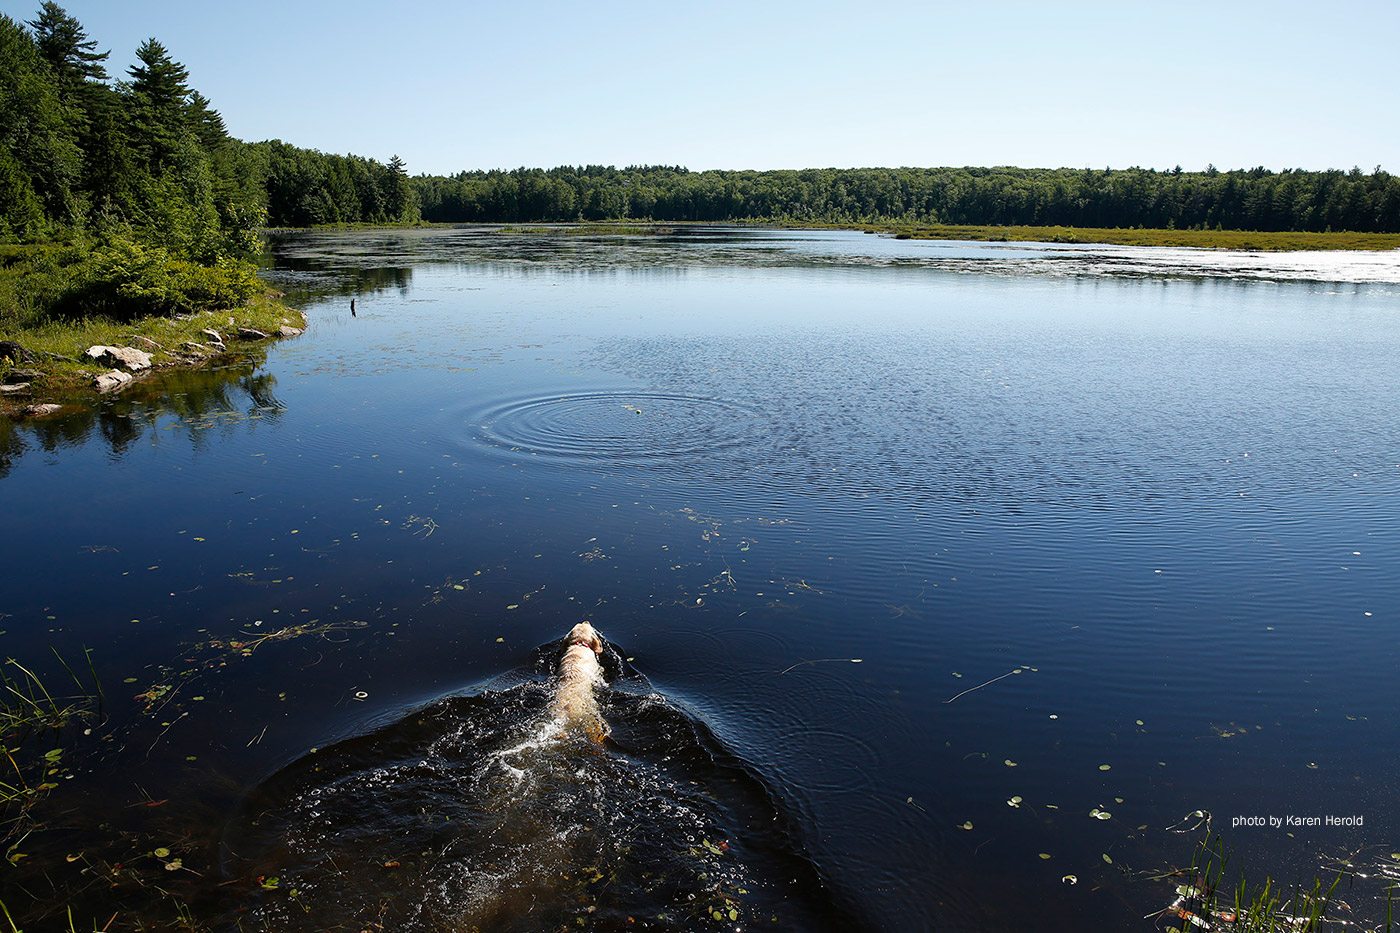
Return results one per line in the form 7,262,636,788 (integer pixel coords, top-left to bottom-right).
498,222,678,236
1156,832,1390,932
814,220,1400,251
2,653,101,851
447,218,1400,251
1,239,302,415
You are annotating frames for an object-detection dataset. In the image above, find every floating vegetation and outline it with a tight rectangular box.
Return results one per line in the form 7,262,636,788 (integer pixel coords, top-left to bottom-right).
943,666,1033,704
126,619,370,722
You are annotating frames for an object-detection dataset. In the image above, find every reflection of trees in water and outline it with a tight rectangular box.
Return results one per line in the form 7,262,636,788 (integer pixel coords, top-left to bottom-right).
260,236,415,305
0,356,283,477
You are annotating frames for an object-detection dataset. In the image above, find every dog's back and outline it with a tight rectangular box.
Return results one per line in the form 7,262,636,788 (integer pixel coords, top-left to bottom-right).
553,622,607,742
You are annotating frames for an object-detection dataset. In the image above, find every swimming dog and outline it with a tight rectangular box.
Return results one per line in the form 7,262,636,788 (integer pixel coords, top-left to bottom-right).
553,622,608,742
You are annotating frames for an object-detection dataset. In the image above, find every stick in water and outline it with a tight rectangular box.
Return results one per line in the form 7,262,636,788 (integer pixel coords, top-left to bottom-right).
778,658,863,675
943,668,1022,703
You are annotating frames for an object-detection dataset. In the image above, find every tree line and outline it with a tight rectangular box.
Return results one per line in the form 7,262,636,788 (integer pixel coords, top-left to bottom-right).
412,163,1400,233
3,2,1398,253
0,4,419,248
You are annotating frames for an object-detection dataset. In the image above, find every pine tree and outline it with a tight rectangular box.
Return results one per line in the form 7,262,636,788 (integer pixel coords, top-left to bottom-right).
27,2,108,86
126,38,191,172
0,13,81,227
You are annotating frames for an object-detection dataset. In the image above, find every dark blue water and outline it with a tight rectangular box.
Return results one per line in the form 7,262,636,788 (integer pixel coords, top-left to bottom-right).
3,228,1399,931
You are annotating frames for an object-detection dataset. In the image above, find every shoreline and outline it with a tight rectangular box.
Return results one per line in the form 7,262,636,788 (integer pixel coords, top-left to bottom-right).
1,296,306,420
299,218,1400,252
8,219,1394,420
502,218,1400,252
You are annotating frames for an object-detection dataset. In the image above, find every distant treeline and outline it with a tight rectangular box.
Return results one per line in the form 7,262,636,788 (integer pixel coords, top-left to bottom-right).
3,3,1397,247
412,164,1400,233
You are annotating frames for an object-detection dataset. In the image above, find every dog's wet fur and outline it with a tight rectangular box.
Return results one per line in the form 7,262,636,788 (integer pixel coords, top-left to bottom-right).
553,622,608,742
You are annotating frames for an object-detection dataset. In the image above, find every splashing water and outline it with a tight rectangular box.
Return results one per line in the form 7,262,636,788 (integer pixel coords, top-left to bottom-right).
220,644,853,931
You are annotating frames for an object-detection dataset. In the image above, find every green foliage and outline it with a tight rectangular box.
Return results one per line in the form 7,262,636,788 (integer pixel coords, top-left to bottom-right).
0,4,276,343
55,234,262,322
412,163,1400,234
0,13,82,229
252,140,421,226
27,2,108,87
0,233,262,332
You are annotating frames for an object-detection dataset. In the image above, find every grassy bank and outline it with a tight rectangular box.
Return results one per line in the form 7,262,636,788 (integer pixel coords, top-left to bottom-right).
480,218,1400,251
829,221,1400,251
1,238,302,417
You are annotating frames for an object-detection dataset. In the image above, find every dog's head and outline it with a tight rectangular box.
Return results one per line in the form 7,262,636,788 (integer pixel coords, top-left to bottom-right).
565,621,603,654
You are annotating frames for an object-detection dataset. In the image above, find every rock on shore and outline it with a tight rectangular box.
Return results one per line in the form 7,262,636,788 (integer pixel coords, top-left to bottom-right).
84,345,153,372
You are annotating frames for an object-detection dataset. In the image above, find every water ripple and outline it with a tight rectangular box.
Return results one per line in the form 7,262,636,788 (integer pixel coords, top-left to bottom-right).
464,390,775,472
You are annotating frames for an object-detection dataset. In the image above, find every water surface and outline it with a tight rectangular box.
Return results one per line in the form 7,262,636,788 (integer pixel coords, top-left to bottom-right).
3,228,1399,930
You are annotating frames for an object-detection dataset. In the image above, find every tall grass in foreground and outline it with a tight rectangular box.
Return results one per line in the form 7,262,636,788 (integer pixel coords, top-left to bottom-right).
1,652,102,850
1158,831,1395,932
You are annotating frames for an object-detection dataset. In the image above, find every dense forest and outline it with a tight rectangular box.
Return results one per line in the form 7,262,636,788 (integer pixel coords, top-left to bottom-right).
0,5,421,328
3,2,1399,260
0,6,419,243
411,163,1400,233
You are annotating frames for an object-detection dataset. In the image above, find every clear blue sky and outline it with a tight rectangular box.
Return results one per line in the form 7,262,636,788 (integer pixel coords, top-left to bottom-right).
5,0,1397,177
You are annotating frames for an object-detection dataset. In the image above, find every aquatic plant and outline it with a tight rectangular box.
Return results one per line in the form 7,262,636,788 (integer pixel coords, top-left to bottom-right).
1155,829,1387,933
1,652,100,850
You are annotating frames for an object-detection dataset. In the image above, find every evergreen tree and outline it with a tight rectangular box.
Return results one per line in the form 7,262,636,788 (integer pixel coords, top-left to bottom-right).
27,2,108,86
185,90,228,154
126,38,191,173
0,13,80,228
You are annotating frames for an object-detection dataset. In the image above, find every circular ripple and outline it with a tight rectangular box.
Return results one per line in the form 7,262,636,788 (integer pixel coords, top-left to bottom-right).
471,391,768,468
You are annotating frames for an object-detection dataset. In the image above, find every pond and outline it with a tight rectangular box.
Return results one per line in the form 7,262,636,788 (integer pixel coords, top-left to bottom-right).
3,227,1399,931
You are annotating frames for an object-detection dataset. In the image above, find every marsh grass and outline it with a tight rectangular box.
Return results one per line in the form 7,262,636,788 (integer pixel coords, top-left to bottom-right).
836,221,1400,252
2,294,301,417
499,222,677,236
1155,832,1391,932
471,219,1400,250
2,235,302,414
1,653,101,847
